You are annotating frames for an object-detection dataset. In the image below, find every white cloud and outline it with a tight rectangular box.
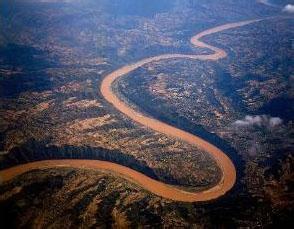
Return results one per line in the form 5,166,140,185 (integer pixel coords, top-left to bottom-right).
248,141,262,157
233,115,283,128
269,117,283,127
257,0,278,7
234,115,262,127
282,4,294,13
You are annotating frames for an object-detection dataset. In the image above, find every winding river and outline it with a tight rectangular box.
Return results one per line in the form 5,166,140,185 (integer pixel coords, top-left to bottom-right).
0,19,261,202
